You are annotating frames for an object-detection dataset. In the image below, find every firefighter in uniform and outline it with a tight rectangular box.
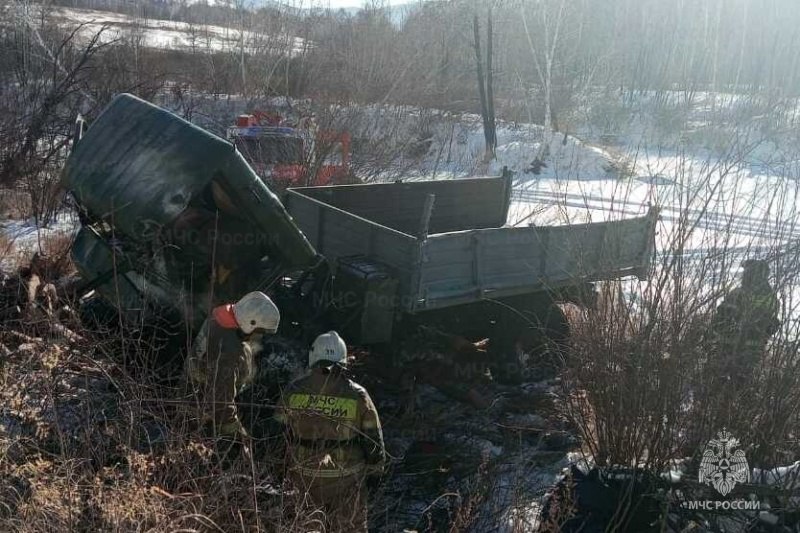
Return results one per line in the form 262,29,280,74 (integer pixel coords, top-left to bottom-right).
275,331,386,532
710,259,780,388
187,291,280,437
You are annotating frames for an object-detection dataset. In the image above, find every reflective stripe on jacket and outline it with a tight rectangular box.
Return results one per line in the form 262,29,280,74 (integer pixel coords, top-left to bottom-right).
276,364,385,478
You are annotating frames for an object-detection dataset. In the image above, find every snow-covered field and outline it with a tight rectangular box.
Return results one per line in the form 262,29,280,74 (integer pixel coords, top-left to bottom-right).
4,4,306,54
362,97,800,284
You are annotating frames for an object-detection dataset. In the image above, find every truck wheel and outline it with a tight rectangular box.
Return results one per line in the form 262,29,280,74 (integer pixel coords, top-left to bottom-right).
488,301,569,383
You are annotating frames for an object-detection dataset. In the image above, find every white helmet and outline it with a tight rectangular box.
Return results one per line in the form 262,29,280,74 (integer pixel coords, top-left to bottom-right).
233,291,280,335
309,331,347,367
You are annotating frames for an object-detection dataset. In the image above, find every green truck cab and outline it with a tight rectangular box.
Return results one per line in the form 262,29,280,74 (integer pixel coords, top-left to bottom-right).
63,94,318,330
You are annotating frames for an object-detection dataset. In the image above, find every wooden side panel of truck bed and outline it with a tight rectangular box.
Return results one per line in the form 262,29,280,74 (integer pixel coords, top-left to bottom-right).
284,190,419,298
291,177,511,235
413,209,658,311
286,181,657,314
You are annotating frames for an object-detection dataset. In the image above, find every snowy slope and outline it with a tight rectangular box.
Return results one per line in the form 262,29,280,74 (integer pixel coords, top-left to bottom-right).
8,4,306,54
324,97,800,295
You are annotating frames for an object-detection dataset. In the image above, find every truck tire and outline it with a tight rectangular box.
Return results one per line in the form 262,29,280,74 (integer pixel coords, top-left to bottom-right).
487,298,569,383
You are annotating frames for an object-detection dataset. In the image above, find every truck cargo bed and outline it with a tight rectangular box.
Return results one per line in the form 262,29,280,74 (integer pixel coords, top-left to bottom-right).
285,177,657,313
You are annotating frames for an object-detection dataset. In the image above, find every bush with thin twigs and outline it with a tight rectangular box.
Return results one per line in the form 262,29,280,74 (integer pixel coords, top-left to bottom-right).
0,190,32,221
537,471,576,532
0,297,354,532
556,139,800,529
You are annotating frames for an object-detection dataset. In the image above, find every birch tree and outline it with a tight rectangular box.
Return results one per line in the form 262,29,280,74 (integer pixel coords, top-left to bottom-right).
521,0,567,138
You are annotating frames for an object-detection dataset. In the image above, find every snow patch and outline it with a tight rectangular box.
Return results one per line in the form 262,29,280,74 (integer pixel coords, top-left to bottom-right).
11,5,306,55
0,213,78,270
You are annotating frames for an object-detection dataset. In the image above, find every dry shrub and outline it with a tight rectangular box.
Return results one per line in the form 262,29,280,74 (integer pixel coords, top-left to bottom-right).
537,472,576,532
562,280,701,473
0,307,332,532
556,149,800,528
0,189,32,220
33,233,76,279
0,190,31,220
5,231,76,282
0,232,14,262
564,243,800,471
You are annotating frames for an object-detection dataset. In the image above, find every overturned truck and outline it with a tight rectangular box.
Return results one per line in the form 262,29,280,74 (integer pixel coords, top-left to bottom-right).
63,94,657,366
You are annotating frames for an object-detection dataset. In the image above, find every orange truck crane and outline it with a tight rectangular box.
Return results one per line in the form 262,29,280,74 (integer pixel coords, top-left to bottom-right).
227,111,353,189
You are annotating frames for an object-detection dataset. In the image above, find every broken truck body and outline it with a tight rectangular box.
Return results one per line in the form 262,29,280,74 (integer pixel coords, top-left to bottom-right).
63,94,318,329
63,94,657,350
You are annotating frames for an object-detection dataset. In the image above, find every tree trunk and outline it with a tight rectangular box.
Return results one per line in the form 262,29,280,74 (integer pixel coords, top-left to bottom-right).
472,15,493,161
544,61,552,134
485,7,497,156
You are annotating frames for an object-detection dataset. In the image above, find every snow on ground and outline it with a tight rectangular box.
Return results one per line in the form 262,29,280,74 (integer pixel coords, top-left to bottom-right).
753,461,800,488
370,95,800,280
0,212,79,271
5,4,306,54
2,91,798,530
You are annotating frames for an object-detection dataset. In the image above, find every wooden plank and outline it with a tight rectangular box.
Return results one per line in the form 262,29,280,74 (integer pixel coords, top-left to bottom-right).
472,232,482,295
419,261,474,283
285,194,320,244
289,186,656,313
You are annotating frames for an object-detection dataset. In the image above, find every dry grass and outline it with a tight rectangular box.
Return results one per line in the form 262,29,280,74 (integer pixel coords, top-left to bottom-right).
0,232,14,262
0,254,522,532
0,319,505,532
30,232,76,278
0,190,32,220
1,229,75,278
0,262,333,533
0,319,332,532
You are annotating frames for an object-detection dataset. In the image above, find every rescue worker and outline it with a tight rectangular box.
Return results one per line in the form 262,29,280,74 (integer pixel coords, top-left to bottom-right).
710,259,780,388
275,331,385,532
187,291,280,438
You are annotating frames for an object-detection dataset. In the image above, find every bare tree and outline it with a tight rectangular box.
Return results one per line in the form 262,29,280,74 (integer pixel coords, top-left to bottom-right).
521,0,567,139
0,3,111,223
472,9,496,161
